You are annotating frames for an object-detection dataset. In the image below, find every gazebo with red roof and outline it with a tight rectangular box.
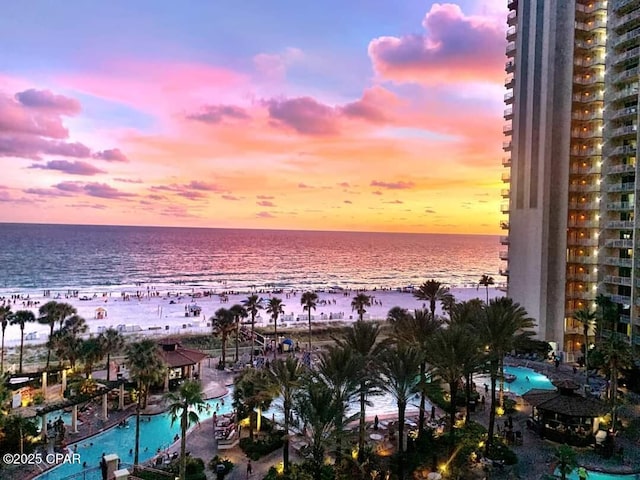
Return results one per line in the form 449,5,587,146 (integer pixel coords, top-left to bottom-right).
157,340,208,391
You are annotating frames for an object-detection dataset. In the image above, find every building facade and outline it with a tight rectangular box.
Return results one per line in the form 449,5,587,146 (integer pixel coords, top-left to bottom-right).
502,0,640,359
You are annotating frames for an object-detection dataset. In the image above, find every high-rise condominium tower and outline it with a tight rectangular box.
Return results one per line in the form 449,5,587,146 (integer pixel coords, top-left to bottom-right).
502,0,640,360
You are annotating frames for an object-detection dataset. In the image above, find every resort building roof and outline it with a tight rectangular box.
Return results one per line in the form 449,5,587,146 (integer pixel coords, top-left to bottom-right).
157,341,208,368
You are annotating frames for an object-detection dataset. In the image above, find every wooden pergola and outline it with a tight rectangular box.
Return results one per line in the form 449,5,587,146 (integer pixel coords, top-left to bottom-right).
156,340,207,391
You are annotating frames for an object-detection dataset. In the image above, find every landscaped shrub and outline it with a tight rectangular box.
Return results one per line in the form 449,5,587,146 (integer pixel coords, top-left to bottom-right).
485,441,518,465
503,398,517,414
166,456,206,480
263,463,315,480
240,433,284,460
209,455,234,475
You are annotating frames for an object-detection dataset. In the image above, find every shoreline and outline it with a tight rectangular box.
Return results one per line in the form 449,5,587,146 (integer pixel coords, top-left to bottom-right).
0,285,505,348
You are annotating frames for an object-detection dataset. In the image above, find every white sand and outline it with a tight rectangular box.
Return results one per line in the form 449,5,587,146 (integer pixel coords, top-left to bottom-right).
1,286,504,347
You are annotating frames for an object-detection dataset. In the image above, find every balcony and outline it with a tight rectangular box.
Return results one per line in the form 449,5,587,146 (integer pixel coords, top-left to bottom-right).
604,238,634,248
610,294,632,304
572,110,602,121
568,219,599,228
499,268,509,276
569,163,600,174
568,183,600,193
612,66,640,85
499,251,509,261
500,235,509,245
571,129,602,139
501,172,511,182
503,123,513,134
604,275,632,286
611,46,640,67
507,10,517,26
502,157,511,167
606,220,635,229
504,91,514,103
566,272,598,282
612,5,640,28
506,26,517,41
500,202,510,213
575,0,608,14
572,90,604,103
567,291,595,300
505,75,515,88
506,42,516,56
607,163,636,174
574,75,605,86
610,105,638,121
609,87,639,103
568,201,600,210
610,124,638,138
505,60,515,73
606,201,633,210
567,237,598,247
500,220,509,230
501,188,510,198
567,254,598,264
602,256,633,267
606,182,635,192
613,25,640,47
503,142,513,152
504,106,513,119
619,314,631,324
575,19,608,32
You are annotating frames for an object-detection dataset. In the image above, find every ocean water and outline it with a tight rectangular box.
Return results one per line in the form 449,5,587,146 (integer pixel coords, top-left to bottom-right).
0,223,502,293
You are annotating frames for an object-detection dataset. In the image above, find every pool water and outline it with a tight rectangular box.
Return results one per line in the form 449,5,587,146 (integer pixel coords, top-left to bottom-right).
555,468,640,479
37,396,233,480
476,365,555,397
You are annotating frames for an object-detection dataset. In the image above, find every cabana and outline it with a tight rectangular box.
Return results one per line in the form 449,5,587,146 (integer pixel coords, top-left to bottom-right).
157,340,208,391
523,379,607,447
95,307,108,319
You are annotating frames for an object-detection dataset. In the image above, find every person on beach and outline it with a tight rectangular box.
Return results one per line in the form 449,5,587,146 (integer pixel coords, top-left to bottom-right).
577,466,588,480
246,459,252,478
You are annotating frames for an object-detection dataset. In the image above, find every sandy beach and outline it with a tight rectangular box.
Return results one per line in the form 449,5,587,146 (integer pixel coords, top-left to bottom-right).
1,285,504,348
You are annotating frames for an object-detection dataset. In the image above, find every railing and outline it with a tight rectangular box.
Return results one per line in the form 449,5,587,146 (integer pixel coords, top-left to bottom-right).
500,235,509,245
502,157,511,167
571,110,602,121
567,238,598,247
500,203,510,213
604,275,632,286
606,161,635,172
500,221,509,230
610,105,638,120
568,183,599,192
606,201,633,210
502,172,511,182
604,238,634,247
574,75,605,86
503,123,513,133
575,19,608,32
603,256,633,267
569,164,600,174
568,201,600,210
506,42,516,55
504,106,513,118
502,142,512,152
505,60,515,72
610,294,631,304
566,273,598,282
506,26,517,39
567,255,598,264
499,251,509,261
568,219,598,228
606,220,635,229
605,182,635,192
572,90,604,102
611,46,640,66
610,124,638,138
613,25,640,47
615,0,640,12
609,87,639,103
501,188,510,198
612,66,640,85
612,4,640,27
576,0,608,13
507,10,517,24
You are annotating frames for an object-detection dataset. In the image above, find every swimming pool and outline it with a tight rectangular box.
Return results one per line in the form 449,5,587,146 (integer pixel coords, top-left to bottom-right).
555,468,640,479
37,396,233,480
476,365,555,397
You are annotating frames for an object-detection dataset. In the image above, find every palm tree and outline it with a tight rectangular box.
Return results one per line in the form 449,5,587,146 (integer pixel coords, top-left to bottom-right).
351,293,371,321
268,357,305,472
572,307,596,385
301,291,318,352
229,304,248,362
475,298,535,448
166,380,205,480
52,315,88,369
389,308,442,438
232,367,276,440
9,310,36,373
39,302,78,369
266,297,285,359
554,444,577,480
100,328,124,381
126,339,166,465
477,274,495,304
0,305,11,373
294,381,343,480
378,345,422,480
413,279,454,319
314,345,360,461
242,294,263,364
79,336,107,378
426,325,469,444
595,294,617,344
599,337,633,431
335,320,383,461
211,308,236,369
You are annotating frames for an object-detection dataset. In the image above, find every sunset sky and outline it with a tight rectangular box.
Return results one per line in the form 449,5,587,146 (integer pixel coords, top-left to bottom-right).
0,1,507,234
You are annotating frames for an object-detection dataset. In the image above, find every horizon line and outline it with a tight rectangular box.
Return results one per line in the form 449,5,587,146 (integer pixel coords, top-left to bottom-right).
0,221,499,237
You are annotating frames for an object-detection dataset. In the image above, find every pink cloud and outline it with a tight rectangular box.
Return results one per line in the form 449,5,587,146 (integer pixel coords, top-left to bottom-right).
267,97,338,135
187,105,250,124
370,180,415,190
368,3,504,84
0,92,70,139
93,148,128,162
256,195,274,200
0,135,91,159
29,160,106,176
256,211,275,218
340,86,398,123
83,182,135,199
222,194,241,201
257,200,275,207
253,48,303,81
15,89,81,114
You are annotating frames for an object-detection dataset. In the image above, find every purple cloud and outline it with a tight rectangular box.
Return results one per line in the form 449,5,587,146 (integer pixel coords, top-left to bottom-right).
29,160,106,176
114,177,143,184
298,182,313,189
370,180,415,190
267,97,337,135
54,181,84,193
84,182,135,199
187,180,221,191
15,89,81,114
93,148,128,162
256,211,275,218
372,191,383,196
337,182,350,188
384,200,404,204
221,194,241,201
257,200,275,207
24,187,72,197
187,105,249,124
256,194,274,200
344,200,352,204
